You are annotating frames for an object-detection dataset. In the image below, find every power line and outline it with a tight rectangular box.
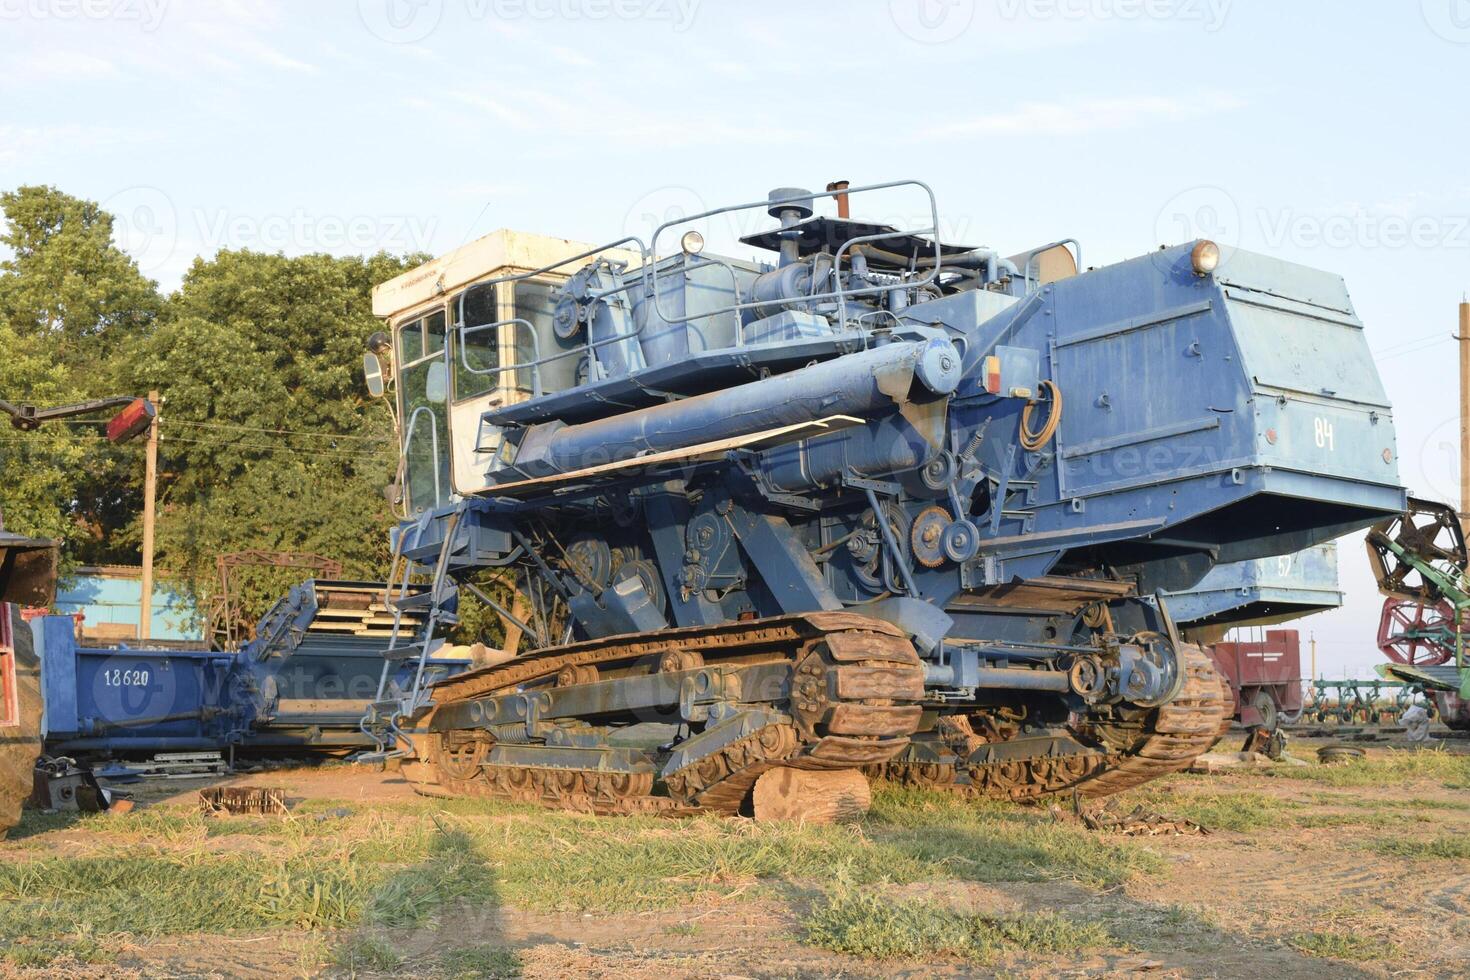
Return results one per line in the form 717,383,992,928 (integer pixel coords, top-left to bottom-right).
0,432,395,461
163,418,391,442
48,417,391,441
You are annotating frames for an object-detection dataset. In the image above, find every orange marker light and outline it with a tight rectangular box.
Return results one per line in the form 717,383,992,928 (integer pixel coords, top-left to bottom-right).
983,355,1002,394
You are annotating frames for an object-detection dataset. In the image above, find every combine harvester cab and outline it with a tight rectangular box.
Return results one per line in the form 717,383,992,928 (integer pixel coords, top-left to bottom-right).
359,181,1405,817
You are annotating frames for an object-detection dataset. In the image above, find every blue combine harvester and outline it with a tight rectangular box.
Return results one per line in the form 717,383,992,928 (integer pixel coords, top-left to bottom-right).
347,180,1404,818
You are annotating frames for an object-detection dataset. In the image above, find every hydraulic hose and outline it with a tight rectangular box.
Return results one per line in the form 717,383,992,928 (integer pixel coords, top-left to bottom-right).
1019,379,1062,451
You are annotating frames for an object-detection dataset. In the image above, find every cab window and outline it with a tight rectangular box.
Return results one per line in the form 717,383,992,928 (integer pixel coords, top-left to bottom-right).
395,308,451,514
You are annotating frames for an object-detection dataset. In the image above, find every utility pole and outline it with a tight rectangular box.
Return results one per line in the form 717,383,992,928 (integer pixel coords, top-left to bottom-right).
139,389,159,642
1309,633,1316,682
1461,299,1470,537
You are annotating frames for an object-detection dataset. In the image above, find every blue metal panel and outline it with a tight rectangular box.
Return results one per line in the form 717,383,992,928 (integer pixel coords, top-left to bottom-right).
38,616,237,747
1164,543,1342,628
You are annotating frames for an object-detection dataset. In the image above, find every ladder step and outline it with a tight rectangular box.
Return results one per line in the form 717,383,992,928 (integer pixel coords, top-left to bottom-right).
390,590,437,610
382,643,425,662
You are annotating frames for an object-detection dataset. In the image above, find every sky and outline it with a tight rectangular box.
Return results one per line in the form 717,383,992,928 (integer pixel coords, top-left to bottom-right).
1,0,1466,679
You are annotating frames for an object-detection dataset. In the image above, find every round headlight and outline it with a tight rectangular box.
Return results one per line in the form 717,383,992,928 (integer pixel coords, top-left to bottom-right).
1190,239,1221,276
680,229,705,256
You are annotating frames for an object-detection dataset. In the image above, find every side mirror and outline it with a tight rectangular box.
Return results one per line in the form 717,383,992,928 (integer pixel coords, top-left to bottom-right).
425,361,448,404
364,352,386,398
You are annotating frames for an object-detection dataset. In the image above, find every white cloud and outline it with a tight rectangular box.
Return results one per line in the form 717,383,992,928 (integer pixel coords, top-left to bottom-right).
921,93,1247,138
548,45,594,68
188,21,317,73
0,124,139,166
8,49,118,82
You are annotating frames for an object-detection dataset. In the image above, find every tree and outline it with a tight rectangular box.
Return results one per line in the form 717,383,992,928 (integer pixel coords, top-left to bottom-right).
1,183,426,634
0,323,89,546
0,185,159,359
121,249,422,627
0,186,160,557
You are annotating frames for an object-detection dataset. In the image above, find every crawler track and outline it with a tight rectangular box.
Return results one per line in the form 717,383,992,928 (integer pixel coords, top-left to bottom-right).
404,612,924,816
874,643,1228,802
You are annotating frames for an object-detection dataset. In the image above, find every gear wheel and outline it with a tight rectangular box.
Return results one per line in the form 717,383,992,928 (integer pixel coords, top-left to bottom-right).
910,506,951,568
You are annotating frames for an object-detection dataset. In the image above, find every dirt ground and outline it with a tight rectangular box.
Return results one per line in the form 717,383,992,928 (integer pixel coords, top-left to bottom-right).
2,730,1467,979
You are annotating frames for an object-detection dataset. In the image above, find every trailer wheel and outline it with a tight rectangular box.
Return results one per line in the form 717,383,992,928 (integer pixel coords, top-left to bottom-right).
1250,689,1279,732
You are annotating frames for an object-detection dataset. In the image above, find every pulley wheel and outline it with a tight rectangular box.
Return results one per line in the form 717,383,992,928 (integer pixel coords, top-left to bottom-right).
941,519,980,564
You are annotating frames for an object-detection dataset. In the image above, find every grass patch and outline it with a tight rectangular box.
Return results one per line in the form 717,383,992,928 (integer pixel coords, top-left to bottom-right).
1375,834,1470,859
0,823,492,944
802,889,1106,963
1289,930,1395,961
1266,749,1470,788
439,945,523,978
330,934,402,973
1293,811,1405,829
0,785,1159,946
1,934,116,967
1119,789,1301,832
1095,901,1226,954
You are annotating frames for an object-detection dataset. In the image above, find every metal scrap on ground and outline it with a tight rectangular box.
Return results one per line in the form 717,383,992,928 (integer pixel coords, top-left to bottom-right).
199,786,289,816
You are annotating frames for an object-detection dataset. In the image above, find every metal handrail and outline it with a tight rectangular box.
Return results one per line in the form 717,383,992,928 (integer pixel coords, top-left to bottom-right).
456,316,545,398
648,179,944,328
447,181,948,400
400,406,443,511
1023,239,1081,294
832,224,941,332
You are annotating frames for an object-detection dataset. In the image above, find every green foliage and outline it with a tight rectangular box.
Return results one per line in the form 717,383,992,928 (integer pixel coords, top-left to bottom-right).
329,935,403,973
1375,834,1470,859
0,322,88,546
0,182,424,623
122,249,417,624
438,945,524,979
1266,748,1470,788
0,185,159,354
802,889,1106,962
0,186,158,557
1289,931,1394,961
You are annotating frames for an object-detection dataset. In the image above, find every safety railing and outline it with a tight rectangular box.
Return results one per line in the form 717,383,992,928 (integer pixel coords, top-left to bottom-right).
449,179,950,404
1022,239,1081,294
399,405,443,512
648,179,943,329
